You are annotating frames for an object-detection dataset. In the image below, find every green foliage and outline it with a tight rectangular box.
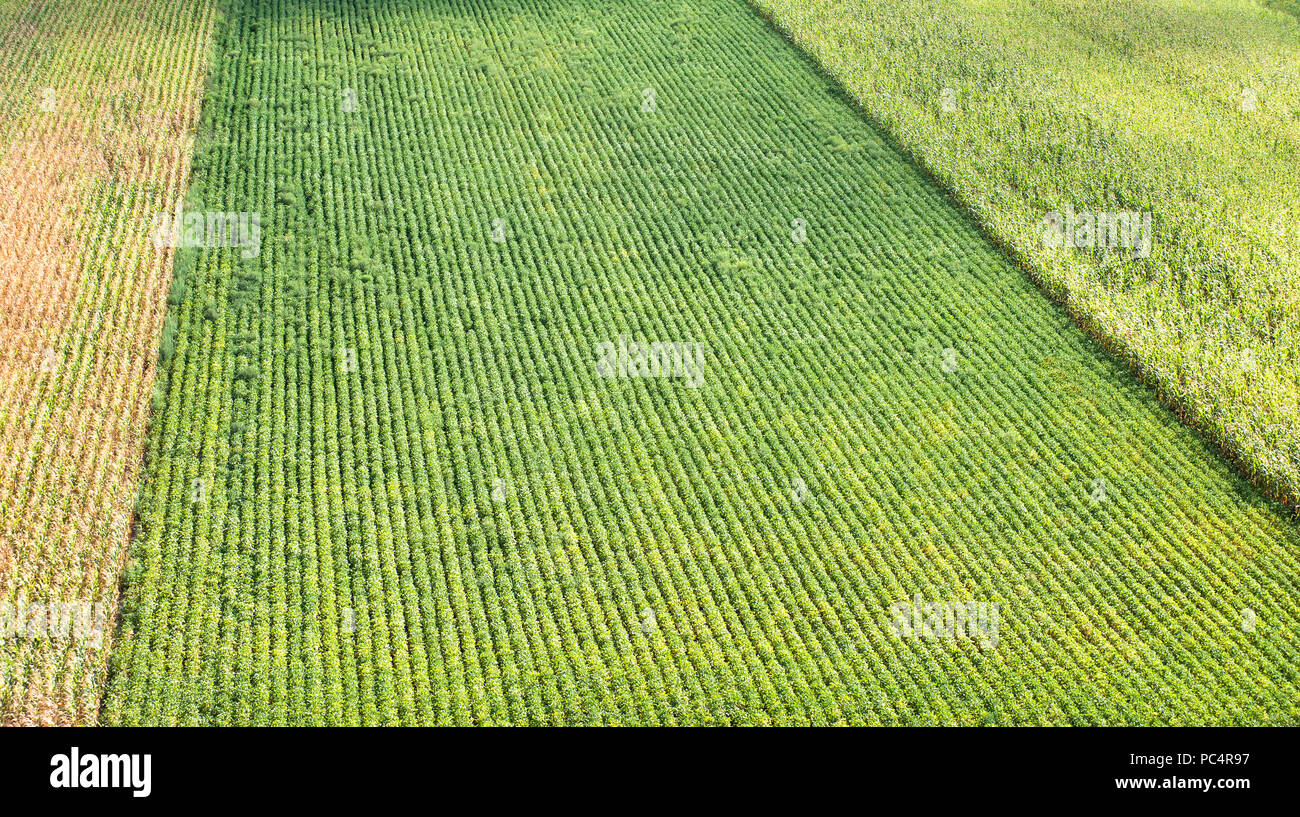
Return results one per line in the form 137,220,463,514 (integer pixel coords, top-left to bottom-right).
103,0,1300,726
1263,0,1300,20
750,0,1300,506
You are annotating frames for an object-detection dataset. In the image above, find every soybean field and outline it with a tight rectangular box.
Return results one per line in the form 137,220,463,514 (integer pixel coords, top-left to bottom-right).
90,0,1300,726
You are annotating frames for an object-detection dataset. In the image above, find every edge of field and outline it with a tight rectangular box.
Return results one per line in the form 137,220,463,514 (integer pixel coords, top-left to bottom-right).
0,0,220,726
742,0,1300,516
99,0,232,724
